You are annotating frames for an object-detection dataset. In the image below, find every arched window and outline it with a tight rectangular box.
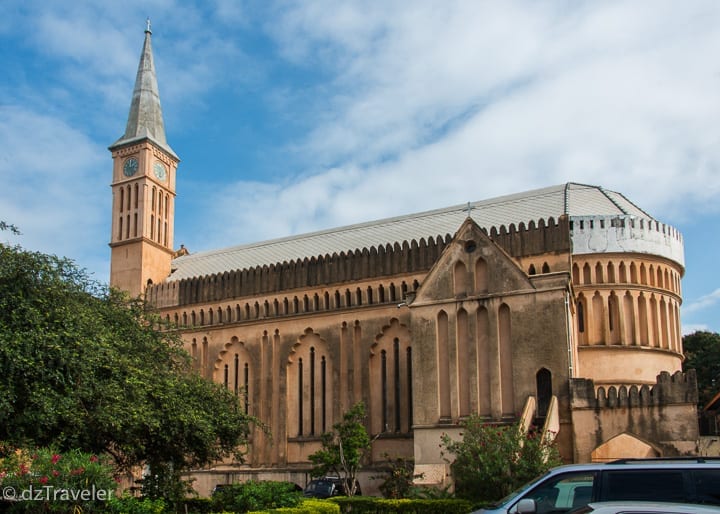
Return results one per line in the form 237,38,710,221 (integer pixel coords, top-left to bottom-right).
370,319,413,434
437,311,451,420
499,304,514,416
214,338,252,414
608,293,621,344
595,262,604,284
536,368,552,418
577,299,585,334
607,262,616,283
287,330,333,437
453,261,467,296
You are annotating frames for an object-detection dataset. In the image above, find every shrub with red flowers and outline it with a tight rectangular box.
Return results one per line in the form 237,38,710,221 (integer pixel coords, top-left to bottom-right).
0,446,117,513
440,416,561,504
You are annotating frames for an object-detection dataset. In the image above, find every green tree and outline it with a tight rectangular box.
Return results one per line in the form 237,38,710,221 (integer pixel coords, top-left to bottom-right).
0,238,253,500
308,402,370,496
682,330,720,407
441,416,561,503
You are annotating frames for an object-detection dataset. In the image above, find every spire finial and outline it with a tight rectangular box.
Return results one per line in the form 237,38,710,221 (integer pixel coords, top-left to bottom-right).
145,17,152,34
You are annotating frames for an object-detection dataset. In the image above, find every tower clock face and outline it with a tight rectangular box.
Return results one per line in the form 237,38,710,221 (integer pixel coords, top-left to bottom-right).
153,161,167,181
123,157,139,177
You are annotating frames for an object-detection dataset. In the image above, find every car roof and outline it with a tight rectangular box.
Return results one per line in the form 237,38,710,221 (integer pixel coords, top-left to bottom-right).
548,458,720,475
582,501,720,514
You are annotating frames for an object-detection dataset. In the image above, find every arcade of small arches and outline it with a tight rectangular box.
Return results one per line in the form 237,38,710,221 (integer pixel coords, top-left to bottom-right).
161,278,422,329
572,257,682,351
571,259,681,293
575,289,681,351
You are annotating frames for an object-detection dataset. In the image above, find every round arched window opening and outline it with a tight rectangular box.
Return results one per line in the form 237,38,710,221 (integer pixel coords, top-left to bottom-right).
464,240,477,253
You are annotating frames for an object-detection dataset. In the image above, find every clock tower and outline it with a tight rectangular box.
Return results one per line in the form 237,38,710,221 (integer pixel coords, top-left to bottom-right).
109,21,179,297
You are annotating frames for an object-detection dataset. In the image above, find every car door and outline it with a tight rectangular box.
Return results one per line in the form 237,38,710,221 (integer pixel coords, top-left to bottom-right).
512,471,598,514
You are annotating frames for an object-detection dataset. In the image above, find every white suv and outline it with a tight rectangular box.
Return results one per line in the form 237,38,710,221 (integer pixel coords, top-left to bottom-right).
472,458,720,514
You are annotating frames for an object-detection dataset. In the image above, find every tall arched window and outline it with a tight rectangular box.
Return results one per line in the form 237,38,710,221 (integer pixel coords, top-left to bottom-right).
370,319,413,434
577,297,586,340
437,311,451,420
453,261,468,296
287,329,333,437
608,293,621,344
536,368,552,418
214,338,252,413
499,304,514,416
475,258,488,293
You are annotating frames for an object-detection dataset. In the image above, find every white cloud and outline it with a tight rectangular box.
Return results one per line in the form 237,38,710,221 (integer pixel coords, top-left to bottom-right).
194,1,711,234
0,106,108,272
684,289,720,315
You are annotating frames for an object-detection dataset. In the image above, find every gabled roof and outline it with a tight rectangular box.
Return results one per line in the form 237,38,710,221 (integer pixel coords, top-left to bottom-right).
167,183,653,282
110,24,177,158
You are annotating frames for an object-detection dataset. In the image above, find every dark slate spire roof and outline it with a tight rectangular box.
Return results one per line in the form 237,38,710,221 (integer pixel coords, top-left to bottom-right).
110,20,177,158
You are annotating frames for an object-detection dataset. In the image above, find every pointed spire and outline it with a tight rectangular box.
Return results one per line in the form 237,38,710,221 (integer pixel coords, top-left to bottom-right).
110,20,177,158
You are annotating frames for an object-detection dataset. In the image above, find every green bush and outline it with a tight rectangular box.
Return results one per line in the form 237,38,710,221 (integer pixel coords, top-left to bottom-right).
247,498,340,513
106,494,167,514
182,497,213,513
441,416,561,503
330,496,471,514
0,446,117,513
211,480,302,512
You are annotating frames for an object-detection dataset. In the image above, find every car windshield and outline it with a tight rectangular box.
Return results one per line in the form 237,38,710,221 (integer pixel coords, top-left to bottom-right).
489,470,553,508
306,481,334,495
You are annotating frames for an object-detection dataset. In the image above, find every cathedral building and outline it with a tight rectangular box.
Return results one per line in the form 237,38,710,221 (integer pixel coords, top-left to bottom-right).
109,27,699,494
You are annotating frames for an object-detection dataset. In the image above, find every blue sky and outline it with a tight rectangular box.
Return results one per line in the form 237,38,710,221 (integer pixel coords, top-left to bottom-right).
0,1,718,334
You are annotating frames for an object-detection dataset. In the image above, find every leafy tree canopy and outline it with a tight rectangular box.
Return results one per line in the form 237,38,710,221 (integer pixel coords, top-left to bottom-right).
308,401,370,496
683,330,720,407
0,239,252,473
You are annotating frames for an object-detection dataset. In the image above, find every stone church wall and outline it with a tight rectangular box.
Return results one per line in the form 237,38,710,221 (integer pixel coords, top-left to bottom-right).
570,371,699,462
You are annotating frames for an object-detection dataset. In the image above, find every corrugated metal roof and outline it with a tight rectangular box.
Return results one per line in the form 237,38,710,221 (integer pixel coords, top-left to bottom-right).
167,182,653,281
